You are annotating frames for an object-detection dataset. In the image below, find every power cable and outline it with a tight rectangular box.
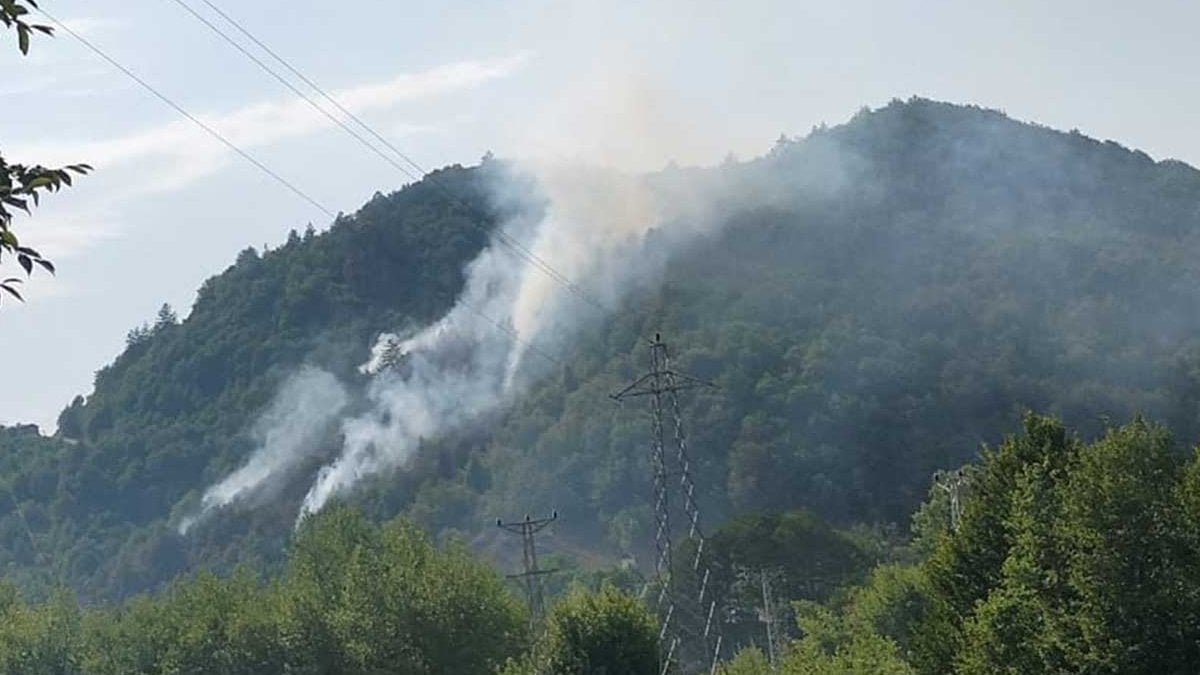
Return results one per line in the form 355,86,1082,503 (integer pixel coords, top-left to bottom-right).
165,0,616,363
43,3,563,371
194,0,429,180
45,2,611,368
164,0,426,184
171,0,616,318
36,7,336,219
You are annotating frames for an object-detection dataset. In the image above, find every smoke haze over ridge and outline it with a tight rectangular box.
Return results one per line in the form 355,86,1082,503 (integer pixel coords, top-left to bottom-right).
176,64,767,528
183,168,733,528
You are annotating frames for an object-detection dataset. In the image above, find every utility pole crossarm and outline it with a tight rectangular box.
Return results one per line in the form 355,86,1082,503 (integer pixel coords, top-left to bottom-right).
497,512,558,534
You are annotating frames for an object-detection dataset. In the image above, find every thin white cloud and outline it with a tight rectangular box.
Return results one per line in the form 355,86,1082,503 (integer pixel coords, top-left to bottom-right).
13,52,533,170
8,52,534,260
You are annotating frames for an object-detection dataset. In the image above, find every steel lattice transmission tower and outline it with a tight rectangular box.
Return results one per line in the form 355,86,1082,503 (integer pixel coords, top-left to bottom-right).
497,511,558,630
613,333,724,675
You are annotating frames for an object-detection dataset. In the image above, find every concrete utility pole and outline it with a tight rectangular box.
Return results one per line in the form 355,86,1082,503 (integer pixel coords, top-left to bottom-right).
613,333,724,675
498,511,558,630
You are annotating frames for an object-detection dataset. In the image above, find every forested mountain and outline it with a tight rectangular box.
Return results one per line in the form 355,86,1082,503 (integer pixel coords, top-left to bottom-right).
2,166,501,599
6,97,1200,601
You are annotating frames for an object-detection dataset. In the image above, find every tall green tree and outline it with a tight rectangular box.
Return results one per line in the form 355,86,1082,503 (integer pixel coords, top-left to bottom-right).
915,416,1200,673
280,504,525,674
508,586,659,675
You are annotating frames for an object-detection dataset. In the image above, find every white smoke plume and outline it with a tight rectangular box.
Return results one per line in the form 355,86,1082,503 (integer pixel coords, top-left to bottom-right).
186,69,740,528
297,162,700,520
178,366,348,533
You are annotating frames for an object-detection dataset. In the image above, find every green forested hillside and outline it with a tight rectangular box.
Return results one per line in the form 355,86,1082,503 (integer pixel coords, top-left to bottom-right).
6,97,1200,600
2,416,1198,674
469,97,1200,554
1,165,500,599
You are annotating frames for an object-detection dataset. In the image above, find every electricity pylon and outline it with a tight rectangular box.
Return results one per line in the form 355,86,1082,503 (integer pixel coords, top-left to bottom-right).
498,511,558,630
613,333,724,675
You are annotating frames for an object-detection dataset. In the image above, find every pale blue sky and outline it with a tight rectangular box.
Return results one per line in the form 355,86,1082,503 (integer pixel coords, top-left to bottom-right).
3,0,1198,430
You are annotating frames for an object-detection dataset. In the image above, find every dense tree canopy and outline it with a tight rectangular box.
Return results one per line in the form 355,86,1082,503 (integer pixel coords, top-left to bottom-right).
725,415,1200,675
6,99,1200,601
502,585,659,675
0,506,528,674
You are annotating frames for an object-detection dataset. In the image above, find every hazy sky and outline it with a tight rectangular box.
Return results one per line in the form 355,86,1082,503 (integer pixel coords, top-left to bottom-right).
2,0,1198,430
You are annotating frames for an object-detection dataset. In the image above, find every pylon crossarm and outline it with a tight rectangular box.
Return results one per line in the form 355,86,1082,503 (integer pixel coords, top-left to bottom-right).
667,371,718,390
610,372,660,400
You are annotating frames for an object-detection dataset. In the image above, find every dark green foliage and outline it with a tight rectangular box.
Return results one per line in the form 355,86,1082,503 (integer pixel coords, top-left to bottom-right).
473,98,1200,568
791,415,1200,674
723,601,915,674
0,506,526,674
532,585,659,675
699,511,877,653
0,166,497,599
0,1,54,55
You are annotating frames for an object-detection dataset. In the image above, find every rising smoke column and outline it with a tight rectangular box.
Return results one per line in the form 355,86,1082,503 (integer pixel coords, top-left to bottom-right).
297,163,679,519
178,160,728,529
179,366,348,533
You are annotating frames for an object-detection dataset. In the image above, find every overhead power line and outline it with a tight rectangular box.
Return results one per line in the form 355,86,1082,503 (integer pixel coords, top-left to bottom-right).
40,4,560,370
48,1,619,369
37,7,336,219
194,0,428,180
170,0,617,318
164,0,425,184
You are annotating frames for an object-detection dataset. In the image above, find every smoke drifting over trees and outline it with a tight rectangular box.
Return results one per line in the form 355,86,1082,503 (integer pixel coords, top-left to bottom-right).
4,98,1200,600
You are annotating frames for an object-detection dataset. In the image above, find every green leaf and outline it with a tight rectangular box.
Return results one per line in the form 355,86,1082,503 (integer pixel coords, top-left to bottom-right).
3,195,29,213
1,281,24,302
17,23,29,55
17,253,31,275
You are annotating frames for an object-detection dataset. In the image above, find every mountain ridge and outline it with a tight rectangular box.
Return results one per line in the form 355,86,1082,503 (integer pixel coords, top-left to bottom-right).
6,97,1200,600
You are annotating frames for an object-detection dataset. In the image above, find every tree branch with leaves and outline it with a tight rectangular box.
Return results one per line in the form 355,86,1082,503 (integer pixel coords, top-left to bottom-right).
0,0,91,304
